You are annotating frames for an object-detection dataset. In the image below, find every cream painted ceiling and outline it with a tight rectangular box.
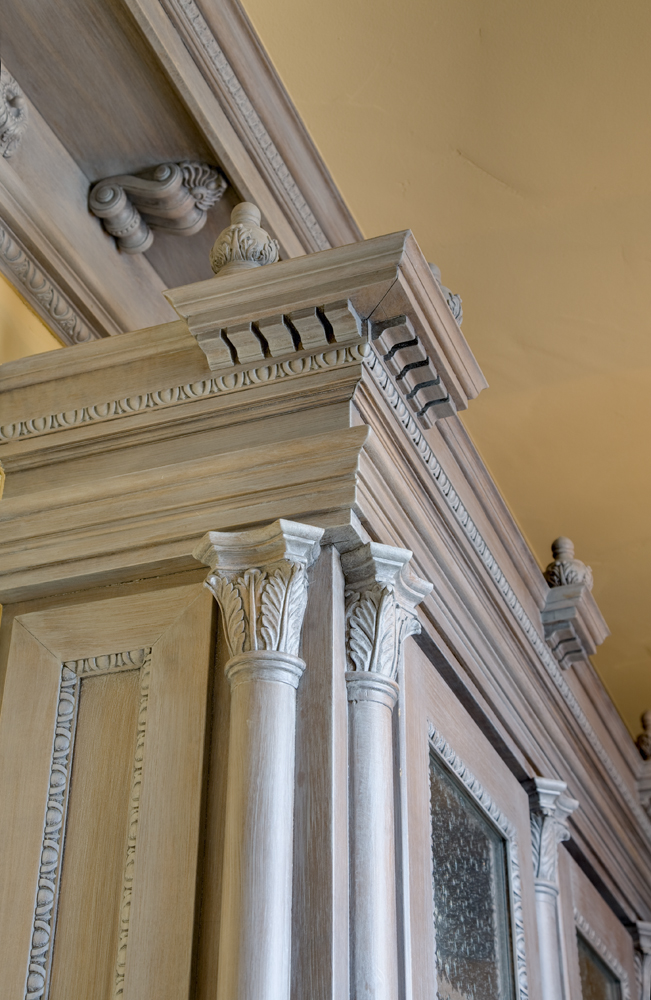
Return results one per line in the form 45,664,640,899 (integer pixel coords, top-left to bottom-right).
241,0,651,736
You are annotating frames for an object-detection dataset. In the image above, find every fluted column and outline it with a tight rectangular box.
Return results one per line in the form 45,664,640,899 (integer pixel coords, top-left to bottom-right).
194,519,323,1000
528,778,579,1000
341,543,432,1000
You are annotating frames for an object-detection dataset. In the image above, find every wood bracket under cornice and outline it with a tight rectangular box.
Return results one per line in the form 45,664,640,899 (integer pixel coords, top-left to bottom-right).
89,161,228,253
541,582,609,670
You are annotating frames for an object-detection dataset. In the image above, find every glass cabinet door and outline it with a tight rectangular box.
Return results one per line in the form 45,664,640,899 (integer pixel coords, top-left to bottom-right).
577,934,621,1000
430,751,515,1000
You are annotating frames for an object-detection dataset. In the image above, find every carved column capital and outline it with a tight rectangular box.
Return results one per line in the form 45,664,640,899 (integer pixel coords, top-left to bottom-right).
194,518,323,665
341,542,432,690
527,777,579,886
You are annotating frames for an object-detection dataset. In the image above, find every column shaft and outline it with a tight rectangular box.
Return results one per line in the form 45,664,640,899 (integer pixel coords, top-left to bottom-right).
347,673,400,1000
534,881,564,1000
217,652,303,1000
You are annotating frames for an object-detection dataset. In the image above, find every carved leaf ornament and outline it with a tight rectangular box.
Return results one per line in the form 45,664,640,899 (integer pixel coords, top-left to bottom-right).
345,583,421,679
208,560,308,658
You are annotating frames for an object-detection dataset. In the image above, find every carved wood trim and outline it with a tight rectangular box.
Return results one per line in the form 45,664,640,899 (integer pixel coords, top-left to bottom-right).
161,0,331,252
0,220,99,346
0,342,369,445
23,647,152,1000
367,351,651,840
574,909,631,1000
428,724,530,1000
24,665,79,1000
114,651,152,995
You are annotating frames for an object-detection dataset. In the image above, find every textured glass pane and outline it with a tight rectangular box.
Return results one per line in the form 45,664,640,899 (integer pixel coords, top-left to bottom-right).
430,751,515,1000
577,935,621,1000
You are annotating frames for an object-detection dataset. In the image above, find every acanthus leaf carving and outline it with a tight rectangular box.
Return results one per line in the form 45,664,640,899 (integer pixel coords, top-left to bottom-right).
0,67,28,158
209,202,279,276
207,560,308,659
527,777,578,885
342,544,431,682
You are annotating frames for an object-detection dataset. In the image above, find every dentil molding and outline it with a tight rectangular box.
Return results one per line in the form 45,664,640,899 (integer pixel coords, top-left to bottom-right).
89,161,227,254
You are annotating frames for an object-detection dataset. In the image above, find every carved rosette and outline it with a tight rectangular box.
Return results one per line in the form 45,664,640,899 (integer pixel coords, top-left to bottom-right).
194,519,323,684
528,778,579,886
342,542,432,702
209,202,280,276
0,67,28,158
544,537,593,590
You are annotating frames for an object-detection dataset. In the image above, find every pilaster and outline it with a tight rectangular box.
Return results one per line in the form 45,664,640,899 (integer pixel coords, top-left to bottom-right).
527,777,579,1000
341,542,431,1000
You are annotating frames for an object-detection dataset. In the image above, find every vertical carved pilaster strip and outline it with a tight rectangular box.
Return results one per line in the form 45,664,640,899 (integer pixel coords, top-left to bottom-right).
24,666,79,1000
194,518,323,1000
341,543,432,1000
635,923,651,1000
114,649,152,995
528,777,578,1000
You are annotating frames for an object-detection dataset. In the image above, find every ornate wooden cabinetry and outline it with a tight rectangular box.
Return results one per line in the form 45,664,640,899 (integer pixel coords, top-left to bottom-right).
0,225,648,1000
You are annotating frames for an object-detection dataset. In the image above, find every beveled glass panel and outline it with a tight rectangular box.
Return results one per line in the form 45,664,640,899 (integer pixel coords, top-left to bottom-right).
430,750,515,1000
577,934,621,1000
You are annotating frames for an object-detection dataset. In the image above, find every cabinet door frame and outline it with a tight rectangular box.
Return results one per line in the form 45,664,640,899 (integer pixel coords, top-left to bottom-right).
400,639,542,1000
0,581,214,1000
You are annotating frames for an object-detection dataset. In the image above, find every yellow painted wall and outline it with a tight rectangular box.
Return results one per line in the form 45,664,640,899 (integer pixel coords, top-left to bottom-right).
0,272,62,364
241,0,651,735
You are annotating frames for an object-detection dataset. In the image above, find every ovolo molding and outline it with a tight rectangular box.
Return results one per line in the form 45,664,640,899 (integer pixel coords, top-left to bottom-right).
0,221,98,345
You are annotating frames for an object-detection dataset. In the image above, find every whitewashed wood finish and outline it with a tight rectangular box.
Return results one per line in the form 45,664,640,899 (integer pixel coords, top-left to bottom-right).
195,519,322,1000
341,542,431,1000
528,779,578,1000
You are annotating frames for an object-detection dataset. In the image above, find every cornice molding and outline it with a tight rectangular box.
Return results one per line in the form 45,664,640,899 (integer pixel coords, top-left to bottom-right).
366,350,651,840
429,725,529,1000
574,909,631,1000
0,220,99,346
161,0,331,252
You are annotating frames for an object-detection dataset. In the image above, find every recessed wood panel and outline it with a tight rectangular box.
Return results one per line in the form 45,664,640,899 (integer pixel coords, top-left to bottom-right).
49,670,140,1000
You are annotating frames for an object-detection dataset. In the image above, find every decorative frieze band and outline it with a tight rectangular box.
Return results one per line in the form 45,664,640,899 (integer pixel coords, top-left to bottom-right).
429,725,530,1000
365,350,651,839
0,342,369,445
0,222,98,346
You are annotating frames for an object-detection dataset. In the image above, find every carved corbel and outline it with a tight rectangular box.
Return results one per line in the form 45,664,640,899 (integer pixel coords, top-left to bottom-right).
341,541,431,1000
89,161,227,253
527,777,579,1000
429,262,463,325
0,67,28,158
193,519,322,1000
541,537,609,670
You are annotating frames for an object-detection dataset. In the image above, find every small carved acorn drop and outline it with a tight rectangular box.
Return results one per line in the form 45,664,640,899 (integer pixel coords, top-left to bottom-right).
209,202,279,276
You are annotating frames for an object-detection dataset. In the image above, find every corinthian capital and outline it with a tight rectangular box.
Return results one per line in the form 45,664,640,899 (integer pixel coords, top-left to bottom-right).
341,543,432,681
194,519,323,659
528,777,579,885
